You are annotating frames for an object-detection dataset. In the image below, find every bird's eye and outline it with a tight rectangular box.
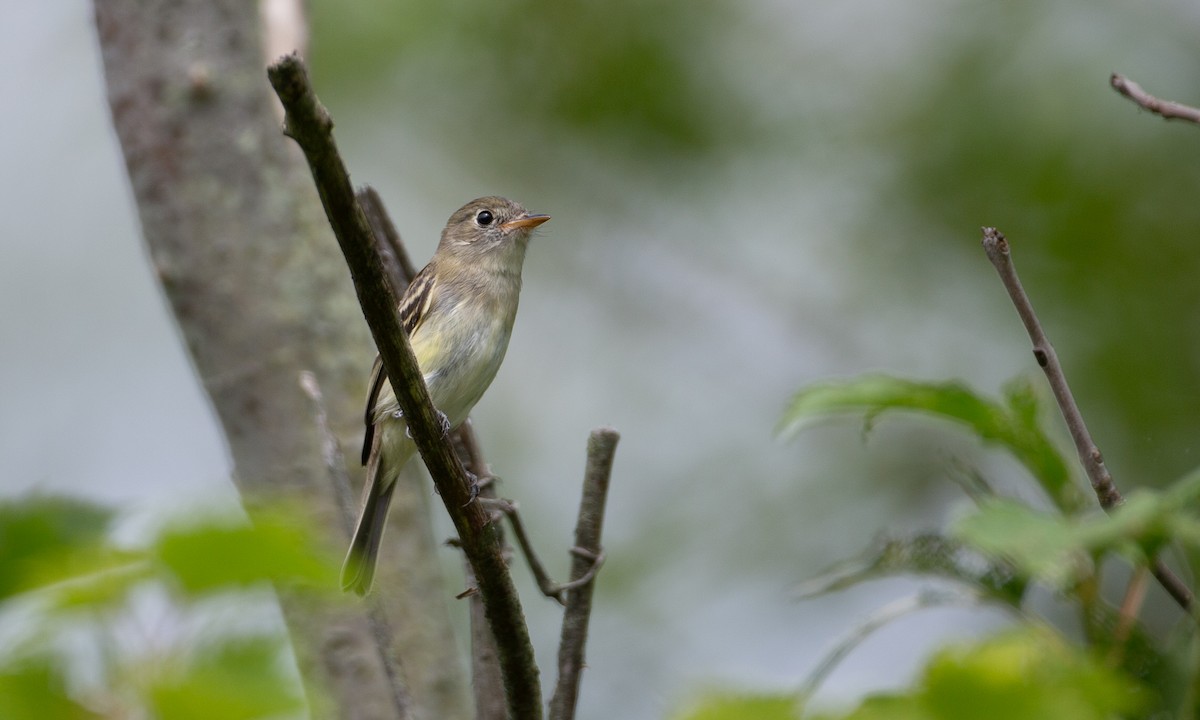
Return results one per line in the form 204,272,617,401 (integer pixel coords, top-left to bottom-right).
476,210,494,226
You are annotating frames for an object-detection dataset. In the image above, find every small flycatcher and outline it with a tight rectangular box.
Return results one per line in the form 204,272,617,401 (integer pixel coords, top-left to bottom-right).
342,196,549,595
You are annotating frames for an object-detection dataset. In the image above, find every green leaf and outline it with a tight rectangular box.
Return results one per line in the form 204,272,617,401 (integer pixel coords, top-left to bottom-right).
47,558,152,613
672,693,799,720
921,628,1144,720
953,499,1094,588
778,375,1083,512
153,510,338,597
956,473,1200,589
0,495,116,600
147,637,304,720
815,628,1144,720
0,656,100,719
811,695,932,720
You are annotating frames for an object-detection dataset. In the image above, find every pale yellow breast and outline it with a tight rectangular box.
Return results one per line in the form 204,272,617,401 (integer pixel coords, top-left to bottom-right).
372,288,517,430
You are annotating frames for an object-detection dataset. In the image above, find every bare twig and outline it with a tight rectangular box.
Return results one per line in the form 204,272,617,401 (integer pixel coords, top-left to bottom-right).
463,559,507,720
298,370,412,720
1108,566,1149,667
483,498,564,604
1111,73,1200,125
357,186,418,292
268,53,542,719
451,422,509,720
298,371,356,535
549,428,619,720
460,420,584,606
981,227,1193,611
980,229,1121,509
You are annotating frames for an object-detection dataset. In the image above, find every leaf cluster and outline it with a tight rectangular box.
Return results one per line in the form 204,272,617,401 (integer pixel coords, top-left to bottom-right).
685,374,1200,718
0,496,340,719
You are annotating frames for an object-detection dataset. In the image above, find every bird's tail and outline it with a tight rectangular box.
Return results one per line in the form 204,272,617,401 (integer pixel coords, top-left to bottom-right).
341,471,397,596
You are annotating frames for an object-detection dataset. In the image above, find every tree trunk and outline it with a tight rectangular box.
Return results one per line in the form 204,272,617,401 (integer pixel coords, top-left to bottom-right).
92,2,469,717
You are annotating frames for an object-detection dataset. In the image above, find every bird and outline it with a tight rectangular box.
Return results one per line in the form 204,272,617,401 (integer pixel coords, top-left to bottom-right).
341,196,549,595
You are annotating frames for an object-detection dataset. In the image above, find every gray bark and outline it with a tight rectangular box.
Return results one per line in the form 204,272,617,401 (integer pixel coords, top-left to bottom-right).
92,2,469,717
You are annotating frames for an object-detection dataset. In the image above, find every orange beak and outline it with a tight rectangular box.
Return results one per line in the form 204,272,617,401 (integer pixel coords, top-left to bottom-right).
501,214,550,231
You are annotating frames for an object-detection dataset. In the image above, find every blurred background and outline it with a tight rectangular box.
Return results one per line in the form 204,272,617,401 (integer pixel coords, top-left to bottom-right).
3,1,1199,718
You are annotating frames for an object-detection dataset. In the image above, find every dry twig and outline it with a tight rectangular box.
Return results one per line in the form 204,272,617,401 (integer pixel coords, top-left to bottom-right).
1111,73,1200,125
549,428,620,720
981,227,1193,611
1109,566,1150,667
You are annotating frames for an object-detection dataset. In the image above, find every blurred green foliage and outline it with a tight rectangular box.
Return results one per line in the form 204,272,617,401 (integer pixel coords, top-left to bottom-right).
779,375,1083,511
0,497,119,600
777,374,1199,719
672,693,799,720
0,657,101,720
956,471,1200,591
679,628,1148,720
154,511,335,595
822,628,1147,720
0,495,338,719
146,637,303,720
308,0,752,164
860,3,1200,485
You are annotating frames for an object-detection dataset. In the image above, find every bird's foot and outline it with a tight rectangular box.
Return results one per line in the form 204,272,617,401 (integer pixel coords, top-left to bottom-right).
462,470,480,507
558,547,606,591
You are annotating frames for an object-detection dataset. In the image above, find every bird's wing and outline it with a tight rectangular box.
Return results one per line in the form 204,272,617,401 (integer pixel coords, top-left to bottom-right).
398,263,437,337
361,356,386,465
361,264,438,464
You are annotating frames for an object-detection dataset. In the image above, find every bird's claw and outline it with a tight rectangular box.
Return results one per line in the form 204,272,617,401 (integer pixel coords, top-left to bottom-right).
462,471,480,507
557,547,606,592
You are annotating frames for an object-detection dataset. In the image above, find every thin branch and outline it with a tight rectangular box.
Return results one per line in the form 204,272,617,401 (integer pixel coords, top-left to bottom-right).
485,498,567,604
460,419,583,606
1111,73,1200,125
268,53,542,719
549,428,619,720
298,371,356,535
357,186,418,292
1108,566,1149,667
450,422,509,720
980,229,1120,508
463,559,507,720
452,418,494,490
980,227,1193,611
459,425,607,604
298,370,412,720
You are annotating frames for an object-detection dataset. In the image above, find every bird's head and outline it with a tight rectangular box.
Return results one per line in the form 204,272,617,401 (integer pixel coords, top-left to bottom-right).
439,196,550,266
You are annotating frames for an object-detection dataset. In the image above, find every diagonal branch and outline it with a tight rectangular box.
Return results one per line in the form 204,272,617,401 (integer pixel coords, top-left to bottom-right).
268,53,542,720
549,427,620,720
980,227,1193,611
357,187,419,292
1111,73,1200,125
